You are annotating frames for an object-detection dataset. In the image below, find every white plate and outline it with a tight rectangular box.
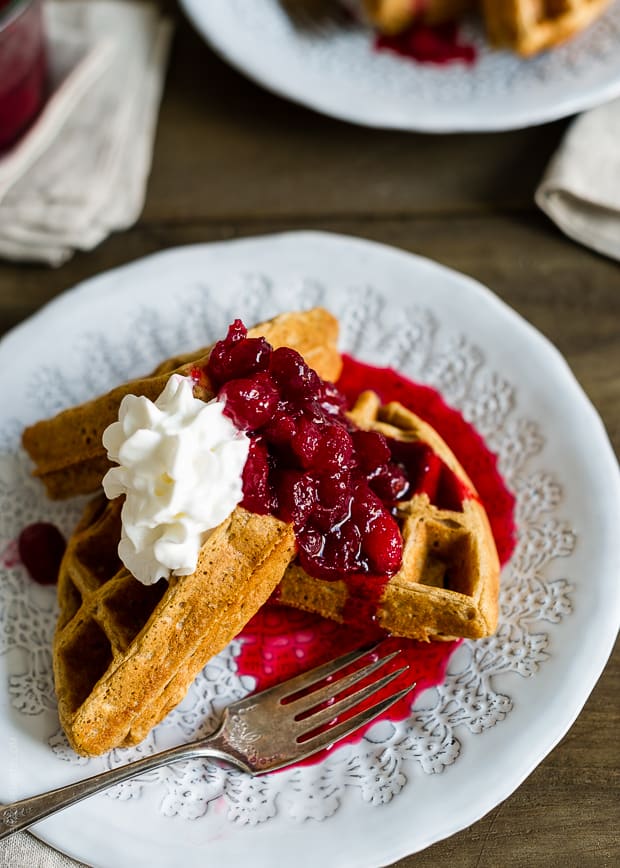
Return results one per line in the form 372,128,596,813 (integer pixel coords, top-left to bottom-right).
0,232,618,868
179,0,620,131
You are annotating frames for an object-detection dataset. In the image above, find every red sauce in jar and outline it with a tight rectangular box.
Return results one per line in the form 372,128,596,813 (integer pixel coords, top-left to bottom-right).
0,0,47,151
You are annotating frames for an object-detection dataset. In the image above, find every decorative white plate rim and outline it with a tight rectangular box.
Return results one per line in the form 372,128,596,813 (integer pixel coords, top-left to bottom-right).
178,0,620,132
0,231,618,868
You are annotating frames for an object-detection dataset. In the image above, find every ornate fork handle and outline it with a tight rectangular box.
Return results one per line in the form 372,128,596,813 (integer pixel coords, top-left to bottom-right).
0,729,240,841
1,643,409,841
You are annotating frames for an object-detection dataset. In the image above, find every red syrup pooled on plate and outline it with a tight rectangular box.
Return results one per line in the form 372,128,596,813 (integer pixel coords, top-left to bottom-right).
235,354,516,765
375,22,477,66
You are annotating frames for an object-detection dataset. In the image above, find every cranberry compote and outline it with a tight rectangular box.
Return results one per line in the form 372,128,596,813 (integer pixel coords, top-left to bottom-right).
202,322,408,580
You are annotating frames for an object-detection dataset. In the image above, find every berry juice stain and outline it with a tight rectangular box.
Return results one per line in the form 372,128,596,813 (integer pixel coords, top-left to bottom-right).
234,354,517,765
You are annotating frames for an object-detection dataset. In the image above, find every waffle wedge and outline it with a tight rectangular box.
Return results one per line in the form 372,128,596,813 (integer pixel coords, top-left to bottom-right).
277,391,500,642
482,0,611,55
23,308,341,501
54,495,296,756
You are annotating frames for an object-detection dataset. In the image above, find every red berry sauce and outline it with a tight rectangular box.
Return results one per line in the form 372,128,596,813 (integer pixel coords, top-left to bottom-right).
17,522,66,586
203,323,516,766
375,22,477,66
206,320,408,580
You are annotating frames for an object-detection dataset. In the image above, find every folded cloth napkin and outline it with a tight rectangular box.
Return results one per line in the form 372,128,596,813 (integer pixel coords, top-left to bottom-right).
0,0,172,266
0,23,112,202
536,96,620,262
0,824,86,867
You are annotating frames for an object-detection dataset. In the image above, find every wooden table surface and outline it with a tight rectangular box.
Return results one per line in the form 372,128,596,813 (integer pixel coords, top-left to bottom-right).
1,6,618,867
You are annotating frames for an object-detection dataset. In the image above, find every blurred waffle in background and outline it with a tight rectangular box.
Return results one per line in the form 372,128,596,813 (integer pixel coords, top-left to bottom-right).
360,0,613,54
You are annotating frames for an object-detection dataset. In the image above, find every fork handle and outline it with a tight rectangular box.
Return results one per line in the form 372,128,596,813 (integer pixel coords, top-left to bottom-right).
0,730,238,841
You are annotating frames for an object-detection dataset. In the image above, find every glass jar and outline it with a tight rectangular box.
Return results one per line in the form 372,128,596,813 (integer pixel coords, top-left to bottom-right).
0,0,47,151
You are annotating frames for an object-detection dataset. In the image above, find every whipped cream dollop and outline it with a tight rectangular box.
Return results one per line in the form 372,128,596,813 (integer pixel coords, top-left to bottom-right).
102,375,250,585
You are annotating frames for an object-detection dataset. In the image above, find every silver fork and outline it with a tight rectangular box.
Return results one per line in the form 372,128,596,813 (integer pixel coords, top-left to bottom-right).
0,642,413,840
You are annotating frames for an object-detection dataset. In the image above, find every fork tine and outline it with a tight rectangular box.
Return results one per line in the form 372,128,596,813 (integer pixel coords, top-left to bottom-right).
295,665,410,733
287,650,402,712
241,642,387,706
297,685,415,754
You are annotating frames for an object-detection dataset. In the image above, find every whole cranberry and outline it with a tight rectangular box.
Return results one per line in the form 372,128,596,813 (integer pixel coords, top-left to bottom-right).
319,381,348,415
262,409,298,449
208,333,271,388
316,423,354,471
241,439,273,514
352,429,391,471
350,484,384,527
297,526,324,559
317,469,351,510
368,463,409,501
312,500,352,532
321,520,363,574
290,417,322,468
219,372,279,431
270,347,321,399
18,523,66,585
362,512,403,575
274,469,317,525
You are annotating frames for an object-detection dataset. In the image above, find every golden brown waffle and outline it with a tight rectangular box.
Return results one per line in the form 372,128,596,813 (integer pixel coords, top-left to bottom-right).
277,391,500,642
47,307,499,752
362,0,474,32
54,495,296,756
362,0,609,53
482,0,611,55
23,308,342,500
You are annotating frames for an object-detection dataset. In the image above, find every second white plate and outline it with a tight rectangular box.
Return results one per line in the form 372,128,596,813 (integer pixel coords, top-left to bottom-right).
180,0,620,131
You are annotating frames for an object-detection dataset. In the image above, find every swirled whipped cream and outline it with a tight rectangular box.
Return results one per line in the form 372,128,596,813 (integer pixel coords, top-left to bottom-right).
102,374,250,585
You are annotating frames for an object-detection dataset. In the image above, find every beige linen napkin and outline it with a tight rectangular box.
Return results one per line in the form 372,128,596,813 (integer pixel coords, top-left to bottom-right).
536,97,620,261
0,0,172,266
0,828,86,867
0,26,112,203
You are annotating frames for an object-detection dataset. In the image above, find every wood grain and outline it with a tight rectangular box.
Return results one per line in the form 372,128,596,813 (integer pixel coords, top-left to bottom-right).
0,4,617,864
